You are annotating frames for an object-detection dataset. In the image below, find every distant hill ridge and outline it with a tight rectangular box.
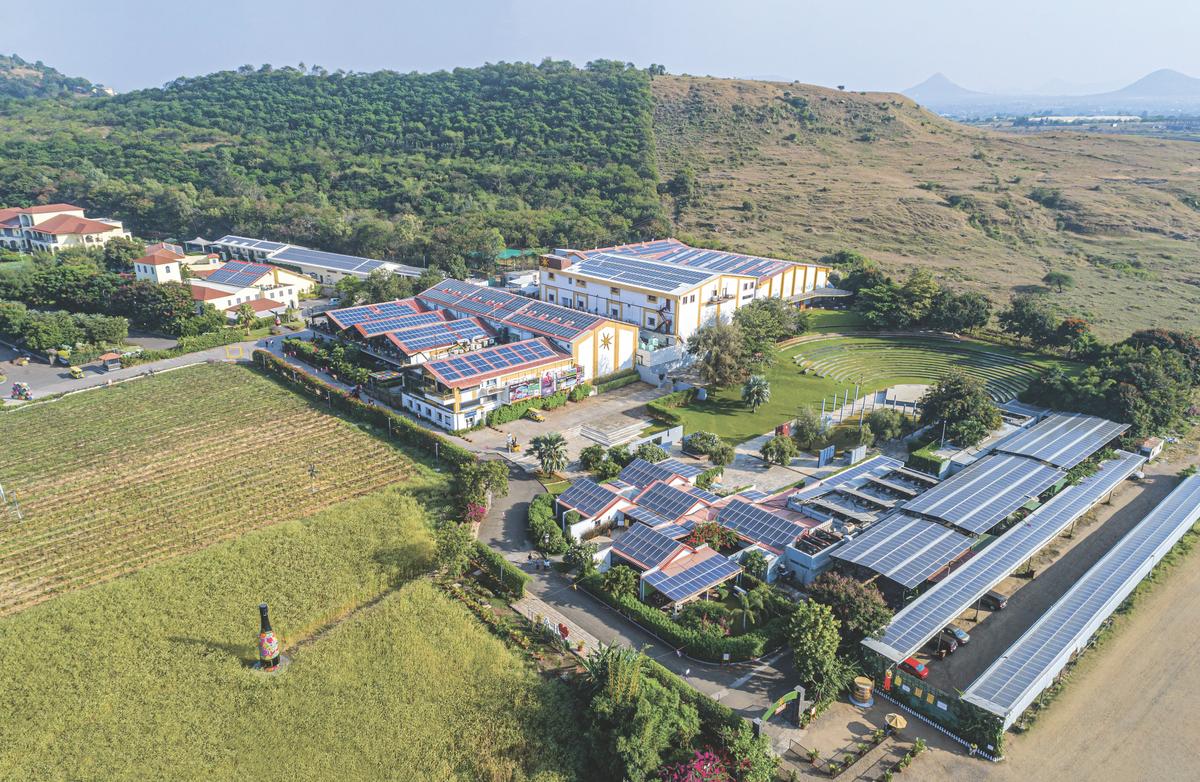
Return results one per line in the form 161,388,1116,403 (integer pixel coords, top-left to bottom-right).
0,53,107,99
904,67,1200,105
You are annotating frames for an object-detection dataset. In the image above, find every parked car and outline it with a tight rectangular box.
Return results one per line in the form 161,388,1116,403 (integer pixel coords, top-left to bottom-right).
926,636,957,658
981,590,1009,611
944,625,970,645
900,657,929,679
525,408,546,422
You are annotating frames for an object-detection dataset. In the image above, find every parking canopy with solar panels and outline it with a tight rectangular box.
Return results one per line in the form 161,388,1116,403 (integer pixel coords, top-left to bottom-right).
961,473,1200,728
863,450,1145,662
421,337,566,389
991,412,1129,469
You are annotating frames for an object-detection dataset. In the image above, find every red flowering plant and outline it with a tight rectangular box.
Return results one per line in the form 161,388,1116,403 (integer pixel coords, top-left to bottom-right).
659,749,732,782
684,522,739,552
464,503,488,525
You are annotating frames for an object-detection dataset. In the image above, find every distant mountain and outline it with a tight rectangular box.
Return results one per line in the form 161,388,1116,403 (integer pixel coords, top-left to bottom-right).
904,73,984,103
0,54,109,99
1102,68,1200,99
903,68,1200,117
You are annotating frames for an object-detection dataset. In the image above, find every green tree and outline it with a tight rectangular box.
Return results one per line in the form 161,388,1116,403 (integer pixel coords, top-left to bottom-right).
454,458,509,510
602,564,639,600
530,432,568,476
586,670,700,782
926,289,992,333
741,550,769,581
865,408,906,441
741,374,771,412
235,303,257,334
635,442,668,463
788,600,842,692
1042,271,1074,292
998,293,1058,346
565,541,599,576
732,586,769,632
760,434,798,465
687,321,750,388
792,406,824,450
918,370,1001,447
807,573,893,651
579,444,608,472
708,443,736,467
719,721,779,782
607,444,633,467
684,431,720,455
733,297,805,359
434,520,474,577
101,237,145,273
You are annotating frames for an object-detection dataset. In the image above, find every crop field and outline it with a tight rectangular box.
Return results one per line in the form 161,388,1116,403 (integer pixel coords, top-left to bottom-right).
675,335,1069,443
0,362,439,616
0,489,581,781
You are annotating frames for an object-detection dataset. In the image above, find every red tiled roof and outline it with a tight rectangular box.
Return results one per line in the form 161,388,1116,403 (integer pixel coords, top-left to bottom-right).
226,298,286,314
30,214,120,236
137,248,185,266
189,268,215,278
189,282,230,302
20,203,82,215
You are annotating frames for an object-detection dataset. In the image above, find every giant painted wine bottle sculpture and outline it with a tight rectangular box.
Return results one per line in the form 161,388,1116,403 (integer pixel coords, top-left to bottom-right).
258,602,281,671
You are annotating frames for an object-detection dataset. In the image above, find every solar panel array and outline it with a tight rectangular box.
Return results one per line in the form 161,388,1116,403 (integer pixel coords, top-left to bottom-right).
423,338,563,387
387,318,493,353
206,260,273,288
416,279,606,342
212,235,289,253
644,555,742,603
580,238,806,280
992,412,1129,469
557,478,620,518
831,514,974,588
635,481,703,521
790,455,905,502
571,253,717,293
354,311,444,338
864,451,1146,662
624,505,673,528
503,300,602,340
272,246,383,274
658,458,705,479
618,458,678,490
717,500,803,550
902,453,1063,534
687,486,721,504
962,473,1200,727
738,489,770,502
327,299,420,329
612,523,684,569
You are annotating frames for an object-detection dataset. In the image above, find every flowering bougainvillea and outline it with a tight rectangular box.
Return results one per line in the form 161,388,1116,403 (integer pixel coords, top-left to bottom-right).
465,503,487,525
659,749,731,782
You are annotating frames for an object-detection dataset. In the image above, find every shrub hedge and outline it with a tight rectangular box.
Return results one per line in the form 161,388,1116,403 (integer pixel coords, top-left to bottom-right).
472,541,530,598
528,493,568,554
568,382,593,402
646,388,695,425
578,573,789,662
486,390,569,426
596,372,642,394
906,440,946,476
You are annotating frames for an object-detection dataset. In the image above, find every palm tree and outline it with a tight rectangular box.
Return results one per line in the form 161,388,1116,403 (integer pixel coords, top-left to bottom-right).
235,303,257,334
530,432,568,476
732,587,769,632
742,374,771,413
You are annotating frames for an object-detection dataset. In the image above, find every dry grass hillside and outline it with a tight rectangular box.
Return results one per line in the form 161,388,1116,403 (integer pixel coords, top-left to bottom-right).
652,75,1200,338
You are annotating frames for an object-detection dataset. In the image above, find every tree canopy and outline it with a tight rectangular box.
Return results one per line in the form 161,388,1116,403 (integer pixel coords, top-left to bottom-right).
918,370,1001,447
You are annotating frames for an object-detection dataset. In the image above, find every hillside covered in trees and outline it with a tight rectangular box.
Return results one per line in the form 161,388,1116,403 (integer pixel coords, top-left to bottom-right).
0,60,666,262
0,54,103,99
3,57,1200,335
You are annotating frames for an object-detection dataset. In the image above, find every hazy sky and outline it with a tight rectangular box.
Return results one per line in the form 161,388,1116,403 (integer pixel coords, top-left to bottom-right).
5,0,1198,94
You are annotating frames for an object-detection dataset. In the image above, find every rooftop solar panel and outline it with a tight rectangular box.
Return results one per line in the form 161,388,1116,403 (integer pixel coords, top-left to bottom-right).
206,260,273,287
386,318,492,353
901,453,1063,534
992,412,1129,469
612,523,684,570
832,514,974,588
635,481,704,521
717,500,803,550
624,505,673,528
211,235,289,253
557,478,621,518
570,253,717,293
687,487,721,504
962,473,1200,727
658,459,705,479
790,455,906,502
644,555,742,603
738,489,770,502
354,311,444,338
864,451,1145,662
327,299,421,329
423,337,564,387
618,458,678,490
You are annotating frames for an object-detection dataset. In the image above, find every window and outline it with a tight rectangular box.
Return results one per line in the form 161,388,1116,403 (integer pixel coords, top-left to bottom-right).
611,308,619,317
610,287,619,295
647,316,656,327
547,272,555,280
547,293,555,302
647,295,658,303
575,278,586,287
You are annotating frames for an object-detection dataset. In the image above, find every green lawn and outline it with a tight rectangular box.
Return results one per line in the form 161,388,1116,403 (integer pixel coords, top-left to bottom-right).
0,488,581,780
805,308,868,332
675,335,1070,444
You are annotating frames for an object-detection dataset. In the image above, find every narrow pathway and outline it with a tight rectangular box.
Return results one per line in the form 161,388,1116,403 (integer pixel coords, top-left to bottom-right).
511,592,601,656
